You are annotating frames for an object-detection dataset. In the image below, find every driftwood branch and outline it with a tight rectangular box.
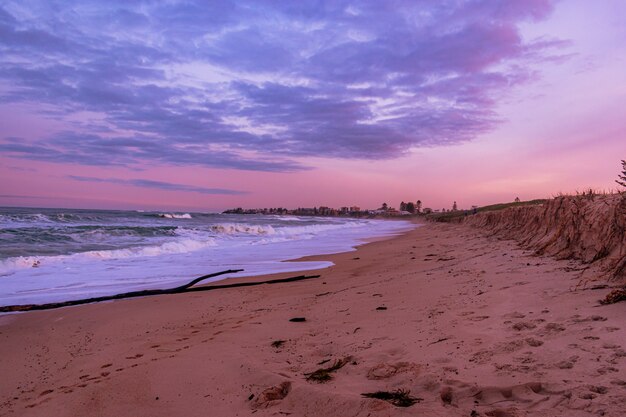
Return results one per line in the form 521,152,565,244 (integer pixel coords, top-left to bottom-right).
0,270,321,313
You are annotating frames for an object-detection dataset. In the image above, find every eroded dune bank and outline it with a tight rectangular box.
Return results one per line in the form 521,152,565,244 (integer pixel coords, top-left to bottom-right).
464,194,626,280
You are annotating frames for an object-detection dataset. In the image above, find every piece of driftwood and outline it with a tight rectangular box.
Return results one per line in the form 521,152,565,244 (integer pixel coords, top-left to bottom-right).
0,270,321,313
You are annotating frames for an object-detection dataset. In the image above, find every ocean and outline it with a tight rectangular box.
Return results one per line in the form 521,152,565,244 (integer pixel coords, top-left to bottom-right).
0,207,414,307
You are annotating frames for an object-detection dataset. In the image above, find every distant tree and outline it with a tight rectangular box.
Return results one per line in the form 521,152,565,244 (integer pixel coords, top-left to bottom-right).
406,202,415,213
617,160,626,188
514,197,520,203
381,202,388,211
415,200,422,213
452,201,457,211
400,201,407,211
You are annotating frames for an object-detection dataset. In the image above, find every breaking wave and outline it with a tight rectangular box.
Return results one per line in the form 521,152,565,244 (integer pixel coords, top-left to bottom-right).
0,236,217,274
157,213,192,219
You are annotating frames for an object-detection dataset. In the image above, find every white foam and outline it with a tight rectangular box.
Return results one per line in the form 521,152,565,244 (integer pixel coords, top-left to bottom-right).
84,237,216,259
158,213,192,219
0,236,218,275
210,223,276,235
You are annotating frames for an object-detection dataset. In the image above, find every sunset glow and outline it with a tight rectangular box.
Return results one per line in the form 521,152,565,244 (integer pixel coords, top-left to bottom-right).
1,0,625,211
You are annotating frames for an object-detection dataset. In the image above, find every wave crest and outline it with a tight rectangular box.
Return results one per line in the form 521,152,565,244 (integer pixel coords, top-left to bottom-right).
158,213,192,219
0,237,216,275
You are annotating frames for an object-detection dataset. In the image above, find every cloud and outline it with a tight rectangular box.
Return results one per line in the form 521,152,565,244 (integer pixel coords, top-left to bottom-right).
0,194,48,199
0,133,307,172
67,175,249,195
0,0,566,170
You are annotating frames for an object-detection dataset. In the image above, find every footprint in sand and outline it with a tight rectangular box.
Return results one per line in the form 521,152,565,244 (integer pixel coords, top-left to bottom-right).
511,321,536,331
570,315,607,324
601,343,621,349
538,323,566,336
485,407,519,417
597,366,619,375
251,381,291,409
468,315,490,322
125,353,144,360
366,362,421,380
605,348,626,365
525,337,544,347
555,356,578,369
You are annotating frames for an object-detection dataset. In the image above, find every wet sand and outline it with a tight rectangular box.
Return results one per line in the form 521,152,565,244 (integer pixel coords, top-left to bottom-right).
1,222,625,416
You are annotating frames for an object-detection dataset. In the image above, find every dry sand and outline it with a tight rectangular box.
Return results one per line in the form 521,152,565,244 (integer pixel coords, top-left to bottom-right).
1,222,625,416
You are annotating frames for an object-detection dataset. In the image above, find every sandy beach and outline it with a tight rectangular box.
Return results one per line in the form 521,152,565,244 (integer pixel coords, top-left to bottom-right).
2,2,625,416
1,220,625,417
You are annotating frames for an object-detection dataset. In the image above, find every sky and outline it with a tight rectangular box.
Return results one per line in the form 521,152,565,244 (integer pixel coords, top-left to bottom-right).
0,0,624,212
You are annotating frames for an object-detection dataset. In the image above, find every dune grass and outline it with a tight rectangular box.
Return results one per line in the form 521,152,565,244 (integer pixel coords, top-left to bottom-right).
426,199,547,223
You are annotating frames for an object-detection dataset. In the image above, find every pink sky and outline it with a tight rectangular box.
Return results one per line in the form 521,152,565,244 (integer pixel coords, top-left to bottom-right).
1,0,625,212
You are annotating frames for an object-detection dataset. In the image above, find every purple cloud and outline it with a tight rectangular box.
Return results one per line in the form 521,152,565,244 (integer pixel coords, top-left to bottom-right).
67,176,249,195
0,0,566,171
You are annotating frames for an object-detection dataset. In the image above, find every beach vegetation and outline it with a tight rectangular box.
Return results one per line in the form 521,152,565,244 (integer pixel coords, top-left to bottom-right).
617,160,626,189
426,198,547,222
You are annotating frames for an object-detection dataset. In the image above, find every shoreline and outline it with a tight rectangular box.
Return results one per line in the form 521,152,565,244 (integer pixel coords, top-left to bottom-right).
0,215,415,308
0,217,418,311
1,221,624,416
2,220,420,314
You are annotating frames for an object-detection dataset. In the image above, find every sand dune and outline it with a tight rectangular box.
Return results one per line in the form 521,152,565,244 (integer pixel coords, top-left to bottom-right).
1,220,625,416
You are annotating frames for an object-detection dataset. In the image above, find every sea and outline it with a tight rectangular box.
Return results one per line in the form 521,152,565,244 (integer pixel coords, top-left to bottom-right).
0,207,414,307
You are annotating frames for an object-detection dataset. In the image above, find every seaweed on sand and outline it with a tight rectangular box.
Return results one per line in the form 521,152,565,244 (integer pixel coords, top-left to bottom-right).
271,340,285,348
361,389,422,407
304,357,352,383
